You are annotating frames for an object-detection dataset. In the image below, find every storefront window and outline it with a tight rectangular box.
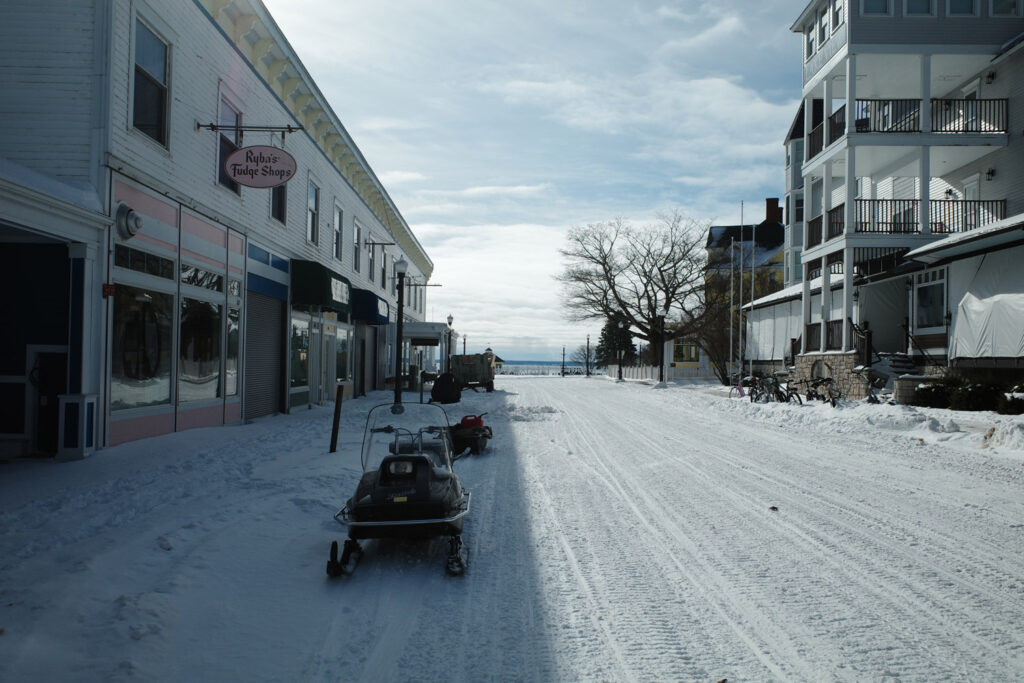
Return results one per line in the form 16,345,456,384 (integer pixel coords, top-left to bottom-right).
111,284,174,410
291,317,309,387
336,328,351,382
226,307,240,395
179,298,222,401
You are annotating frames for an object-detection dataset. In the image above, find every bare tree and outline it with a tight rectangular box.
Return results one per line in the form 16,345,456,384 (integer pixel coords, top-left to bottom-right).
557,212,709,353
569,344,597,370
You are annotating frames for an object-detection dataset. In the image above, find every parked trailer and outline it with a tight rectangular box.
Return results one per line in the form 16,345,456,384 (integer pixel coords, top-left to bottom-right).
450,352,495,392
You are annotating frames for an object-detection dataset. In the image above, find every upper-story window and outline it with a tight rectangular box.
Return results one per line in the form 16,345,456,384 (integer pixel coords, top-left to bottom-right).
133,20,169,145
367,239,376,279
992,0,1021,15
947,0,977,14
333,205,344,260
307,180,319,245
832,0,845,28
353,221,362,272
818,10,829,44
905,0,935,14
863,0,891,13
380,249,388,289
271,184,287,223
805,26,815,59
218,97,241,193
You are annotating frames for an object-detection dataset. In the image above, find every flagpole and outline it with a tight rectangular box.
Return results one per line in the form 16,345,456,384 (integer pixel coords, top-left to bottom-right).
729,237,735,381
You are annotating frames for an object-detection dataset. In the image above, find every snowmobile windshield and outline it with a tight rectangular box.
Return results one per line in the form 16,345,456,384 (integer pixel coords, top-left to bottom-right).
360,402,453,473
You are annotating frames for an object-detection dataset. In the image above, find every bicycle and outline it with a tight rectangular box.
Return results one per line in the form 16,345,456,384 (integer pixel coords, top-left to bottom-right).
806,376,841,407
852,365,888,404
728,373,748,399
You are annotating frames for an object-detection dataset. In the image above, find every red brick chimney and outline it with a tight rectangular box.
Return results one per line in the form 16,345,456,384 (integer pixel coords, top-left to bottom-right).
765,197,783,223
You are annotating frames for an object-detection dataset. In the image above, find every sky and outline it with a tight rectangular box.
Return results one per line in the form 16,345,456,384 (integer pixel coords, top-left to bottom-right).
261,0,805,360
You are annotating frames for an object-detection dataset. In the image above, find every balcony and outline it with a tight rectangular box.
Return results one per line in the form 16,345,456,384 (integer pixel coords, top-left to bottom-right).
805,199,1005,245
931,99,1008,134
806,99,1006,158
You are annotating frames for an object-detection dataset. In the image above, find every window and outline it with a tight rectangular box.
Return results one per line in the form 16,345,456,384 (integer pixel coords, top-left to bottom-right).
226,307,240,396
133,20,168,145
795,197,805,222
863,0,890,13
948,0,976,13
306,180,319,244
290,317,309,388
333,205,344,260
833,0,845,28
179,298,222,401
673,341,699,363
381,250,387,289
818,10,829,44
368,241,376,279
992,0,1020,14
336,328,351,382
805,26,815,59
905,0,934,13
271,184,287,223
114,244,175,279
218,97,241,192
111,284,174,410
353,221,362,272
915,270,946,329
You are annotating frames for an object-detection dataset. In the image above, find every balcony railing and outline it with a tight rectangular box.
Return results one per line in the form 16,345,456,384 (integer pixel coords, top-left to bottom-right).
855,199,920,234
931,99,1008,134
828,105,845,145
853,99,920,133
807,215,823,248
808,121,824,160
827,204,845,240
825,320,844,351
805,323,822,352
931,199,1005,233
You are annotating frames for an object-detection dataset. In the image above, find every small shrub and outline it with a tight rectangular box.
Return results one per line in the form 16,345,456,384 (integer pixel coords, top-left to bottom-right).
949,383,1002,412
913,382,951,408
997,386,1024,415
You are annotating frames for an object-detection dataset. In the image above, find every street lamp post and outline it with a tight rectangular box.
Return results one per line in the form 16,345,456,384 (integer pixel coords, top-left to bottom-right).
658,314,666,383
617,321,624,381
446,314,453,373
586,335,590,377
393,257,408,405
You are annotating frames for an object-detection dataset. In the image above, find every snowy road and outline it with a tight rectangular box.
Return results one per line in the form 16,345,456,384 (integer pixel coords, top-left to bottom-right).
2,377,1023,681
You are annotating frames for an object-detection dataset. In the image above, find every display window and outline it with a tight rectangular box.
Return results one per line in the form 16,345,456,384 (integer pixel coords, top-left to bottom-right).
111,284,174,410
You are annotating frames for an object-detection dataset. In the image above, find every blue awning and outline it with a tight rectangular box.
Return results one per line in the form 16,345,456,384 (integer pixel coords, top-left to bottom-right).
352,288,389,324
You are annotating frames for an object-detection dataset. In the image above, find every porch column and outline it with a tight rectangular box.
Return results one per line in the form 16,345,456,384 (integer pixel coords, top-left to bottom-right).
920,54,932,133
845,142,856,236
823,76,833,146
920,145,931,235
842,247,854,351
845,54,857,136
801,271,811,354
820,260,830,353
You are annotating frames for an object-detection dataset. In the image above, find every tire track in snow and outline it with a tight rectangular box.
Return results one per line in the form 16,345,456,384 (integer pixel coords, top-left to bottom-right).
528,380,810,680
624,386,1024,679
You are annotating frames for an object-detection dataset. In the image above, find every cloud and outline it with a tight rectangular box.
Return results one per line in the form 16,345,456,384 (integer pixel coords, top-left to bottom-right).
377,170,427,184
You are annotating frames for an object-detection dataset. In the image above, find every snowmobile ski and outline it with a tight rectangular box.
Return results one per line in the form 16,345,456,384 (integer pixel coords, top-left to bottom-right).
445,535,469,576
326,539,363,577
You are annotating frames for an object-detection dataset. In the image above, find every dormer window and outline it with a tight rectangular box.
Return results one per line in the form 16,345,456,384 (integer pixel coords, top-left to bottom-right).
948,0,977,14
905,0,935,14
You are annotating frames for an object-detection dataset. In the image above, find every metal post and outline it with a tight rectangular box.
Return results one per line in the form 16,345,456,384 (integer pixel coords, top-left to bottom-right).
561,346,565,376
329,384,344,453
586,335,590,376
393,261,407,404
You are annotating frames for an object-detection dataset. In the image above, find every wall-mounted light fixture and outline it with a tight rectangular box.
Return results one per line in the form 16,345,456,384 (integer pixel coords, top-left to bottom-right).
985,71,996,84
944,188,956,200
985,168,996,181
853,287,860,303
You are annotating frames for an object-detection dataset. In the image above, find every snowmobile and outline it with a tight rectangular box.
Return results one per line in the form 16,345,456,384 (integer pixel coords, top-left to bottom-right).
450,413,492,455
327,402,471,577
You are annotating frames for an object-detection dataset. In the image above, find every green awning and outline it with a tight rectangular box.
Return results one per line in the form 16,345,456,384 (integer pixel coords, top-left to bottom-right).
290,260,352,314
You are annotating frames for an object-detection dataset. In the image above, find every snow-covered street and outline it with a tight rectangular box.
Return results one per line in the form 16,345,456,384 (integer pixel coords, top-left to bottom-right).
2,377,1023,681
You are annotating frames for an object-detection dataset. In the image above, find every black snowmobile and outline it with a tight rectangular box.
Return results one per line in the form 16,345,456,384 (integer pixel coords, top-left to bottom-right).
327,402,471,577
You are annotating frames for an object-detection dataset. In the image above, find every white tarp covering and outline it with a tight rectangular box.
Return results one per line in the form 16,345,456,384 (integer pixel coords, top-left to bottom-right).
949,246,1024,359
747,298,802,362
